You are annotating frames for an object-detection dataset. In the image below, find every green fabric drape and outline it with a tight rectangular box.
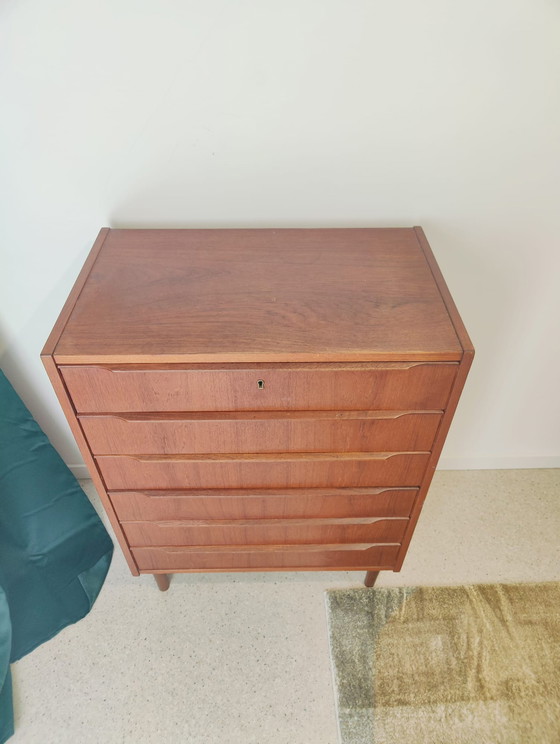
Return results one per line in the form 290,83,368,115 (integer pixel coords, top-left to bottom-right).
0,370,113,742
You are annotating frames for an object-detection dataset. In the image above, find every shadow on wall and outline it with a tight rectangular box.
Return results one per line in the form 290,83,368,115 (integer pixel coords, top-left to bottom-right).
106,175,420,230
421,220,546,462
0,319,53,428
108,216,408,230
0,242,94,462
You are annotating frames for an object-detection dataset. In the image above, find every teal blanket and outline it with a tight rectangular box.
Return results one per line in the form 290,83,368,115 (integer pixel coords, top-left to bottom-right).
0,370,113,742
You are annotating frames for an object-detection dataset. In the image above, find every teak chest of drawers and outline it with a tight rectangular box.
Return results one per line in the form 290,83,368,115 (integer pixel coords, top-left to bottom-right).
42,227,473,591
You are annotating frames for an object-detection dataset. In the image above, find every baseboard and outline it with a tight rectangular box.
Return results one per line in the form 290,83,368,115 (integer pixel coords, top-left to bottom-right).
68,457,560,481
438,456,560,470
69,463,91,480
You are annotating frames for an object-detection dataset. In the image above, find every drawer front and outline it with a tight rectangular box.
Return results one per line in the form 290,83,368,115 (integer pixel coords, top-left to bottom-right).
81,411,442,455
132,544,401,571
121,517,409,547
109,488,417,521
62,363,457,413
97,452,430,490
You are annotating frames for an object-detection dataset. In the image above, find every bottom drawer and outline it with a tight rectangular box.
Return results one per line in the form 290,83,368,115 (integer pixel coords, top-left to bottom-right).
132,544,400,571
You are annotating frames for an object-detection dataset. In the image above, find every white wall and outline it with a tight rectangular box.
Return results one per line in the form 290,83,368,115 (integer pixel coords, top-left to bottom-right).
1,0,559,473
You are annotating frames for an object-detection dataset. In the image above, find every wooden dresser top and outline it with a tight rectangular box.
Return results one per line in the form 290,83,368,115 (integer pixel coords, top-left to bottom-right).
46,227,471,364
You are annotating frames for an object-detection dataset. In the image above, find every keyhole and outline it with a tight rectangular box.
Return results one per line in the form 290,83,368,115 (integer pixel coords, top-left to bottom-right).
257,379,264,390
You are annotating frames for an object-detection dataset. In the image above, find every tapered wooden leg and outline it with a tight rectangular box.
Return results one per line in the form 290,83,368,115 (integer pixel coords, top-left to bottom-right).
154,573,171,592
364,571,379,588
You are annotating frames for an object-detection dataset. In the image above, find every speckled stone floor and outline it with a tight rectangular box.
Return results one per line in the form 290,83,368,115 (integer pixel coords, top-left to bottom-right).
9,469,560,744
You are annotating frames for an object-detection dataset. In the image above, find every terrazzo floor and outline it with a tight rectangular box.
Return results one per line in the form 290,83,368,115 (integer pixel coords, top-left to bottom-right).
9,469,560,744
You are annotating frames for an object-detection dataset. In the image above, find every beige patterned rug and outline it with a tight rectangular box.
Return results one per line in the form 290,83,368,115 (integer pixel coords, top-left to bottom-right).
325,583,560,744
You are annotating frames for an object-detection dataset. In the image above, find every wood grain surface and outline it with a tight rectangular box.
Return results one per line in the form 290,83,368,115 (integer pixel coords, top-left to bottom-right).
121,516,409,547
61,362,457,413
96,451,430,490
132,544,401,571
80,410,441,455
42,226,473,585
109,487,418,522
52,228,463,363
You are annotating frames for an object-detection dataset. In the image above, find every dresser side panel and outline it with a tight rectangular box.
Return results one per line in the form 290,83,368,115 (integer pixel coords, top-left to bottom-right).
40,355,139,576
394,349,474,570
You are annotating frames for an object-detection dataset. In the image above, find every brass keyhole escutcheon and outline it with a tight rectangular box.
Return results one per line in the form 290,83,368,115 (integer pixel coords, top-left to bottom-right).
257,379,264,390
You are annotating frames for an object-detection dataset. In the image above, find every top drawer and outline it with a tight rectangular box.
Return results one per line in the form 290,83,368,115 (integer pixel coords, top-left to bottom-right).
60,363,457,413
